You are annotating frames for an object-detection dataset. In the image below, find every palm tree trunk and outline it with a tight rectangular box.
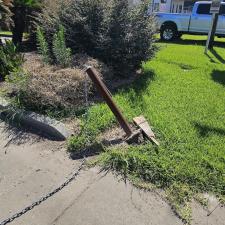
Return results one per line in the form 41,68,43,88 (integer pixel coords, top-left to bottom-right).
12,6,26,45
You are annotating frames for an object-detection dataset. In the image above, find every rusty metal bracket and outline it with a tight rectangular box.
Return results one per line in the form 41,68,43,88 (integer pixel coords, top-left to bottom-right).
133,116,159,146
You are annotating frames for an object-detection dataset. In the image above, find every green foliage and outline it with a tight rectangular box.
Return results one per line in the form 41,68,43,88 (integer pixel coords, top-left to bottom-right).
13,0,41,8
68,135,87,152
5,70,30,110
166,183,193,224
52,25,72,68
67,103,115,152
36,25,72,67
104,0,156,74
0,41,24,80
38,0,156,76
85,104,115,135
36,26,51,64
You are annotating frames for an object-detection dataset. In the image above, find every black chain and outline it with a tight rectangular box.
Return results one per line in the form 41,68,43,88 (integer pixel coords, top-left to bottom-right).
0,159,86,225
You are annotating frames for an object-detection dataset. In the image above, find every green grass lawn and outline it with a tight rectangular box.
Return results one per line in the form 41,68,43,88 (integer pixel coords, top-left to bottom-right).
0,31,12,36
0,30,29,38
70,35,225,222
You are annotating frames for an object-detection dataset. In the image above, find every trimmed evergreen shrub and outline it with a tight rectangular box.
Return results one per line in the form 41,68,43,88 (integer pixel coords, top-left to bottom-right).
38,0,156,76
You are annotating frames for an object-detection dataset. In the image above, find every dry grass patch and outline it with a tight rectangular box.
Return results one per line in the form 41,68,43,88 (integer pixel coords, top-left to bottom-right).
6,52,113,116
20,53,92,111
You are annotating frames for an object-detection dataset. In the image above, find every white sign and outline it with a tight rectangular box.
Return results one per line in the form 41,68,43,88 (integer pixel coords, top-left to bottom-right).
210,0,222,13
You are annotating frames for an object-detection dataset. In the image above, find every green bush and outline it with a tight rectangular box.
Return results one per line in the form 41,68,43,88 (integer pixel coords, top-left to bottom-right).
38,0,156,76
36,26,51,64
52,25,72,68
0,41,24,81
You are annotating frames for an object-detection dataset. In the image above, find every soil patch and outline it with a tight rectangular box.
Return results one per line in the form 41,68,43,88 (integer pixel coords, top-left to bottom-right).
98,126,128,148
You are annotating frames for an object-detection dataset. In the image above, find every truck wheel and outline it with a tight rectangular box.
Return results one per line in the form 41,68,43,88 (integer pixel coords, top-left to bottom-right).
177,33,182,39
160,25,177,41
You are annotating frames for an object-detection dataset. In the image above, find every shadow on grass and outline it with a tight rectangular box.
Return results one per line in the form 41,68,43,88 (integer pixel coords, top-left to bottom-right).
210,49,225,64
133,70,155,96
108,69,156,111
205,52,218,64
157,38,225,47
211,70,225,86
70,142,104,160
194,122,225,137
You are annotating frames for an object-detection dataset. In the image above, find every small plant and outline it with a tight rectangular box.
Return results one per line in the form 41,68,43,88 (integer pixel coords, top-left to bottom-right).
0,40,24,81
52,25,72,68
166,183,193,224
36,26,51,64
68,135,87,152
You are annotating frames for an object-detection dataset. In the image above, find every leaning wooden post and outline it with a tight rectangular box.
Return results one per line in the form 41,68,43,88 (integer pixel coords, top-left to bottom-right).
85,66,133,137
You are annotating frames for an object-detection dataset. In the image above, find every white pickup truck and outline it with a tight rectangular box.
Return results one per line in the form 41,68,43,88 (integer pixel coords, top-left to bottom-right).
155,1,225,41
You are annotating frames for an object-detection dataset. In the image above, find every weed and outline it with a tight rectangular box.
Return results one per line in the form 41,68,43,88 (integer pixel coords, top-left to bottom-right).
36,26,51,64
194,193,209,208
0,41,24,80
52,25,72,68
166,183,193,224
68,135,87,153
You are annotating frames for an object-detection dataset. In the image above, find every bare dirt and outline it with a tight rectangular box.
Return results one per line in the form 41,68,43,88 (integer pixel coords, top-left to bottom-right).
98,126,129,147
0,121,224,225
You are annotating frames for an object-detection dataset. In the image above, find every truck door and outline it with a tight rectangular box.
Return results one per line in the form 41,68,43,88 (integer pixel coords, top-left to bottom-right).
217,5,225,35
189,3,211,33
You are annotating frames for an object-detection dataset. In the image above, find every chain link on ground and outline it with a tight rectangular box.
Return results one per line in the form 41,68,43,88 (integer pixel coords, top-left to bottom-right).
0,159,86,225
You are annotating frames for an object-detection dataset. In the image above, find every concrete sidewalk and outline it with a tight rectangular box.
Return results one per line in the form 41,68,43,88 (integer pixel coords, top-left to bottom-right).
0,121,224,225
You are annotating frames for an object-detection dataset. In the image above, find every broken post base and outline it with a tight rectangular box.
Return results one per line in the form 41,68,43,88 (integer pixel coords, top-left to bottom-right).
125,129,144,145
133,116,159,146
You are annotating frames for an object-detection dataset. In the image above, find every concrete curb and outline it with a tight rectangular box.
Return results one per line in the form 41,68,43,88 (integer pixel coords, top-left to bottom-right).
0,97,71,141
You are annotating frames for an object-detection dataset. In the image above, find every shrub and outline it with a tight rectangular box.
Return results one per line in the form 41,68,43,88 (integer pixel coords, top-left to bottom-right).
0,41,24,81
107,1,156,73
36,26,51,64
52,25,72,68
36,0,63,45
68,135,87,152
37,0,156,76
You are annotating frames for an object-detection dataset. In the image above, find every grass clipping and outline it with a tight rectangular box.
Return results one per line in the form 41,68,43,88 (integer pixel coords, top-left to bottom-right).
12,53,112,112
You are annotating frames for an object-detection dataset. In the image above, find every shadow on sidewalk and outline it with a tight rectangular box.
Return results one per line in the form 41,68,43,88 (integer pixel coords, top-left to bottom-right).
0,121,44,147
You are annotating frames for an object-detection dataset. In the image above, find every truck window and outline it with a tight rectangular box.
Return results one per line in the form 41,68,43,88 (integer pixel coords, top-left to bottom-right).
197,4,211,15
220,5,225,15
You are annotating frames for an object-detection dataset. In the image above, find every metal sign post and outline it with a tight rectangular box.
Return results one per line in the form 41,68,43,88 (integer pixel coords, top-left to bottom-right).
205,0,222,53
